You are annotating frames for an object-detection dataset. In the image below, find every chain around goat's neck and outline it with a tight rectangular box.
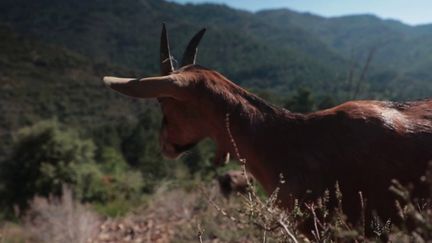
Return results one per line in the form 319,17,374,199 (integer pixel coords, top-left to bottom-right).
225,113,246,164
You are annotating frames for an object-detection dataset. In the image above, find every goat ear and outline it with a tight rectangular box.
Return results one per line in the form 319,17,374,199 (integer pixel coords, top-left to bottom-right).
160,23,174,75
103,75,183,99
181,28,206,67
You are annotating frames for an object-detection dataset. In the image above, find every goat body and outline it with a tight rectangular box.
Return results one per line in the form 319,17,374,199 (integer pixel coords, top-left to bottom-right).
169,66,432,221
223,89,432,220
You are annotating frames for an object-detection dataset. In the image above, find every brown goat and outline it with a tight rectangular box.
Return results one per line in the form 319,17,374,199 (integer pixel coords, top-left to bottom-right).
103,25,432,224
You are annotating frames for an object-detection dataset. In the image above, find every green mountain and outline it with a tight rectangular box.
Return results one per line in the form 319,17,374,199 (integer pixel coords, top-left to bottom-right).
0,0,346,95
0,25,157,158
257,9,432,99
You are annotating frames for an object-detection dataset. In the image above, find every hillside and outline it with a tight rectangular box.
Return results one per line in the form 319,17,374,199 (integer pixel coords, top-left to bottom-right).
2,0,431,100
257,9,432,99
0,25,158,158
0,0,346,95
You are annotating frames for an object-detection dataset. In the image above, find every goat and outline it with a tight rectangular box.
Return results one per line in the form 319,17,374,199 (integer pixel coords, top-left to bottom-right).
217,170,254,199
103,24,432,224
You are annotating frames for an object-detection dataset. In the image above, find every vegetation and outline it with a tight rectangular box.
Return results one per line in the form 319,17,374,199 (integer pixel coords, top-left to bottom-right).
0,121,145,217
1,169,432,242
257,9,432,99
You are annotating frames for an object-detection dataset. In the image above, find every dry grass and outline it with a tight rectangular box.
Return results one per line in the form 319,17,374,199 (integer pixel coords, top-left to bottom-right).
1,174,432,242
0,222,38,243
193,171,432,243
92,180,290,242
92,182,210,243
24,186,101,243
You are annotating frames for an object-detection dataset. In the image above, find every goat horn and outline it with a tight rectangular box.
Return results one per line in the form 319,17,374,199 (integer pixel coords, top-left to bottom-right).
160,23,174,75
103,75,181,99
181,28,206,67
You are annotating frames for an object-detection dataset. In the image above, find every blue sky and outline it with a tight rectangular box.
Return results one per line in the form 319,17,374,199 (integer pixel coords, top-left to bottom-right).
171,0,432,25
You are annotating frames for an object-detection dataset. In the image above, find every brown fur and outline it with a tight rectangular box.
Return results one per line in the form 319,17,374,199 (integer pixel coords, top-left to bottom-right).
157,65,432,223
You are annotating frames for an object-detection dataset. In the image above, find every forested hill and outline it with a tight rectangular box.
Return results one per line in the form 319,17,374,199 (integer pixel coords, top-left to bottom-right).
1,0,431,101
257,9,432,99
258,9,432,69
0,0,344,95
0,25,161,158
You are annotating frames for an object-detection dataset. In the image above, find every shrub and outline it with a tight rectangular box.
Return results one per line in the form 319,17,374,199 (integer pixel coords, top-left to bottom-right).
197,164,432,242
0,120,95,211
0,120,145,217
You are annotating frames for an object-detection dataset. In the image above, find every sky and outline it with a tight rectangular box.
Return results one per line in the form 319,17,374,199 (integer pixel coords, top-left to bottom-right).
171,0,432,25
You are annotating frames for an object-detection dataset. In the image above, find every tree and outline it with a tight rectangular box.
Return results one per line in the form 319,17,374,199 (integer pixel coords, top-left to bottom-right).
0,120,95,210
120,112,173,192
0,120,146,216
318,96,336,110
284,87,315,113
